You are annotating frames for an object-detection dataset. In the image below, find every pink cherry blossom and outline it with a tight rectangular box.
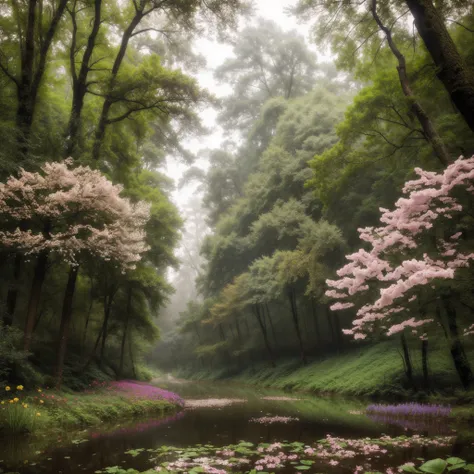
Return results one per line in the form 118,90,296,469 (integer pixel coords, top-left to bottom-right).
0,160,150,270
326,155,474,338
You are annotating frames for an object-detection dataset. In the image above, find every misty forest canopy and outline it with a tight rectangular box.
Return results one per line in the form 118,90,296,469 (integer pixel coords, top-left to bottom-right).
0,0,474,396
153,0,474,393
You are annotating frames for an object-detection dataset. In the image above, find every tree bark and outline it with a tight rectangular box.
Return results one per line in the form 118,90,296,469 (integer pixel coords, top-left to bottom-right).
333,311,343,350
235,317,242,344
288,289,307,365
119,286,132,378
99,293,113,368
82,278,95,354
405,0,474,133
370,0,450,166
55,265,80,388
421,338,429,389
81,321,104,372
16,0,69,159
311,299,321,346
92,10,144,160
129,334,136,378
4,254,22,326
66,0,103,156
442,296,474,389
254,304,275,367
265,303,278,346
325,305,337,347
401,332,415,388
23,252,48,351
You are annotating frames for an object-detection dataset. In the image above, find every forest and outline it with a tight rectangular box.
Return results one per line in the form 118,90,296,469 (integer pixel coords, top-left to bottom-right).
0,0,474,473
154,1,474,396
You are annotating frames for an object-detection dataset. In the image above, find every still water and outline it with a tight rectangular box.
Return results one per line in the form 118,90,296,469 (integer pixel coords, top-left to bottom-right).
0,380,471,474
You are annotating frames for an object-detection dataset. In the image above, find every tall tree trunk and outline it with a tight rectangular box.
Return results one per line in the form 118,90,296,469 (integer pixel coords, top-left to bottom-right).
400,332,415,388
82,322,104,372
99,293,113,368
288,289,307,365
119,286,132,378
245,316,251,336
92,11,144,160
82,279,95,354
235,317,242,344
194,322,202,343
23,252,48,351
4,254,22,326
370,0,450,166
265,303,278,346
16,0,69,159
311,299,321,346
55,265,79,388
333,312,343,350
254,304,275,367
405,0,474,133
129,334,136,378
442,296,474,389
66,0,103,157
325,305,337,347
421,338,429,390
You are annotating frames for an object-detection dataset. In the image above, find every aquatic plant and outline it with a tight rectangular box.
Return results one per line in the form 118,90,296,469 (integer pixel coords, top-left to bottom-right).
249,415,299,424
144,434,456,473
366,403,451,418
184,398,247,409
397,457,474,474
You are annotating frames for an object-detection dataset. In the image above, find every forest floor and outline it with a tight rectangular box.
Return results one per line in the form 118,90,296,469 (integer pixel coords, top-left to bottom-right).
174,340,474,417
0,381,182,435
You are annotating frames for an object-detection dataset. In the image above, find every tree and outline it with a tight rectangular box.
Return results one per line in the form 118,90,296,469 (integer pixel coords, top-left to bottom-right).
90,0,250,161
0,0,69,161
405,0,474,132
0,159,150,385
326,155,474,388
215,18,317,133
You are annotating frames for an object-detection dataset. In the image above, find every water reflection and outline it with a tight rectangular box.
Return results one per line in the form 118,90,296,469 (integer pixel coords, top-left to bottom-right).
0,382,470,474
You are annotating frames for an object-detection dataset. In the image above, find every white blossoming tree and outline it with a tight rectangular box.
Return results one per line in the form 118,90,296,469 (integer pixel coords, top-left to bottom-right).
326,156,474,389
0,159,150,385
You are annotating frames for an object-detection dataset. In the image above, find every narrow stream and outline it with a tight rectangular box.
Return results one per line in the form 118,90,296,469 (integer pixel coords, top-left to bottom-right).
0,381,471,474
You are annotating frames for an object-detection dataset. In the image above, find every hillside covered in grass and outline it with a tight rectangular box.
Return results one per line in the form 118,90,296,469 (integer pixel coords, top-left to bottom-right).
176,340,474,399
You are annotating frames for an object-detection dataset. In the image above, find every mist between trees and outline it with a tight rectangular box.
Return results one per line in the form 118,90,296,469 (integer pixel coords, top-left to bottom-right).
0,0,473,394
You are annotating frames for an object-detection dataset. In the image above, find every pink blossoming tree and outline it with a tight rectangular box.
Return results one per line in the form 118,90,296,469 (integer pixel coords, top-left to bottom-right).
326,156,474,389
0,159,150,385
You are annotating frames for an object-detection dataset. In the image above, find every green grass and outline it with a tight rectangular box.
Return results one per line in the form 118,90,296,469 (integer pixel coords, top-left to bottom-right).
0,388,178,434
176,339,474,400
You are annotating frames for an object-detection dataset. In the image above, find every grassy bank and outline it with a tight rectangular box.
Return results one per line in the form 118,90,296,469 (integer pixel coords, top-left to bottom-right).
0,381,182,434
175,340,474,401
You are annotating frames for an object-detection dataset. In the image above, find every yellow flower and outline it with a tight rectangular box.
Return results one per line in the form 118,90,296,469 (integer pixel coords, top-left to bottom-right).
13,397,19,403
1,401,4,405
9,400,13,404
37,389,42,393
39,400,44,404
23,403,28,408
5,386,10,391
36,412,41,416
16,385,24,391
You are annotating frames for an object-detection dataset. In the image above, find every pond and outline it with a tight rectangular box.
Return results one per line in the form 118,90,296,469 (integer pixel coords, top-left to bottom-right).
0,380,472,474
